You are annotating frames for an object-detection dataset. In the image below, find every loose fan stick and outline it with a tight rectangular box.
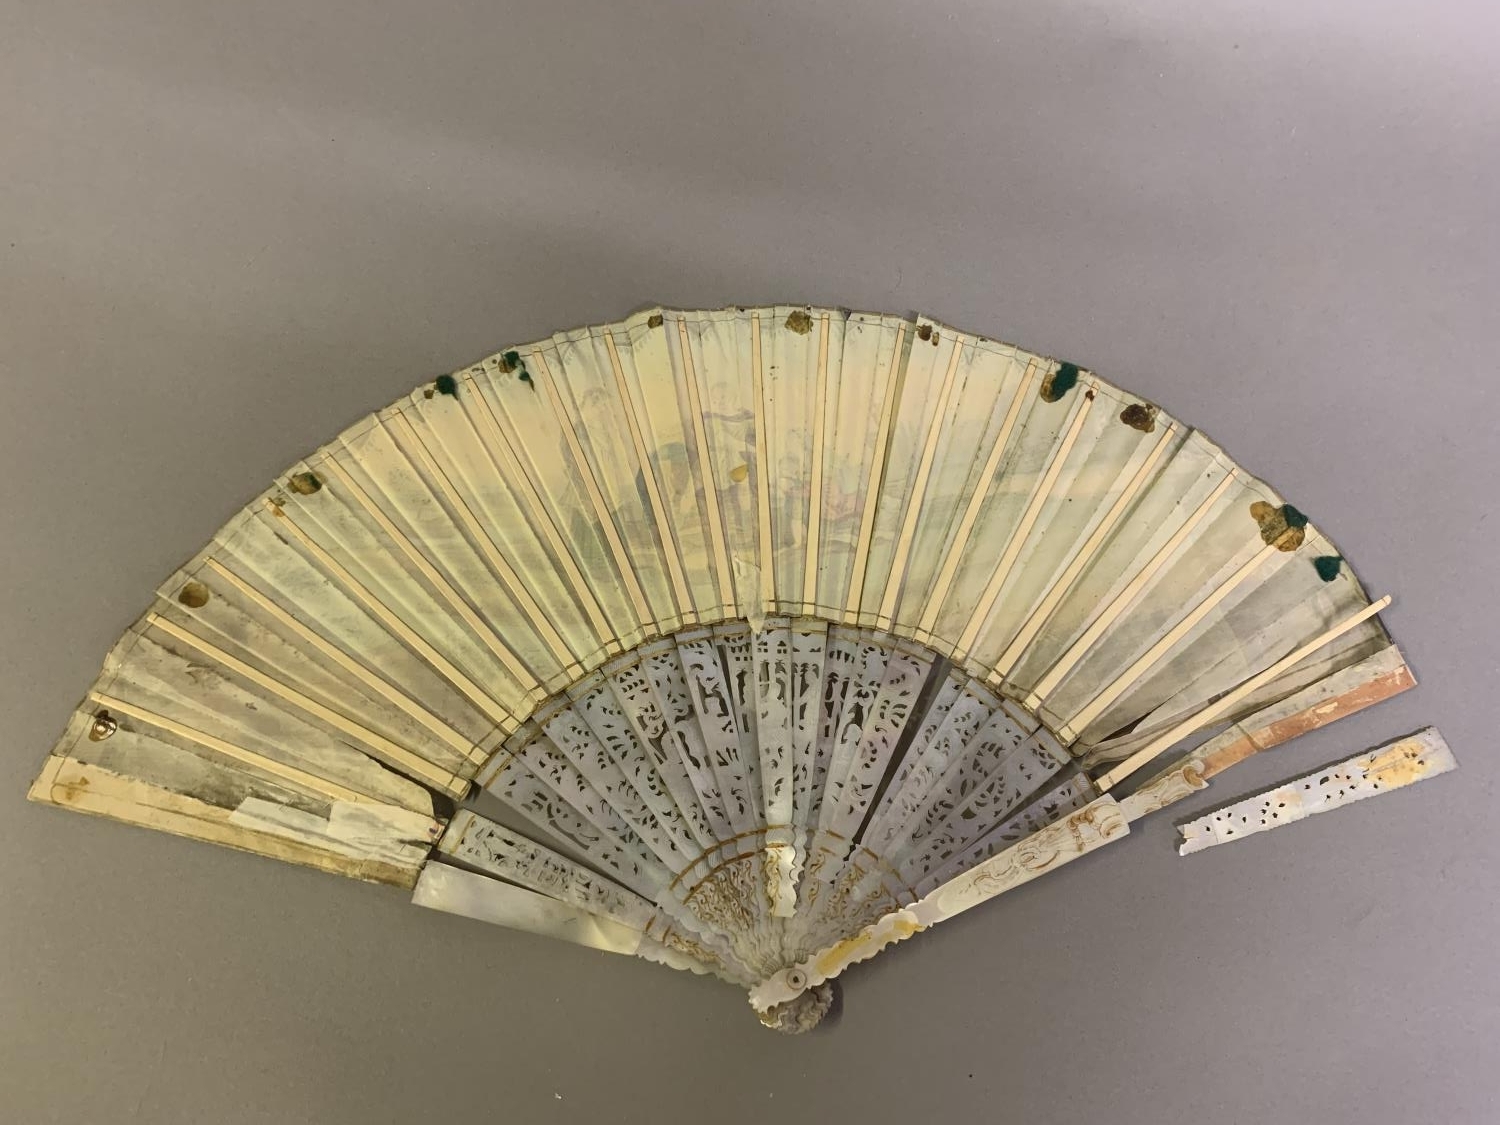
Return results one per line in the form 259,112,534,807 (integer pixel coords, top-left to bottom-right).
752,594,1394,1015
1176,727,1455,855
1094,594,1394,793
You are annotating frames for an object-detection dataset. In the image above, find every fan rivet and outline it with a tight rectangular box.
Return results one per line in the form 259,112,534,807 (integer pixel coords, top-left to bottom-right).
88,712,118,741
786,969,807,990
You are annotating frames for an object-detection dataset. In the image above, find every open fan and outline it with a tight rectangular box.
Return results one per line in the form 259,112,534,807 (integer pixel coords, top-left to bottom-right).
30,305,1414,1031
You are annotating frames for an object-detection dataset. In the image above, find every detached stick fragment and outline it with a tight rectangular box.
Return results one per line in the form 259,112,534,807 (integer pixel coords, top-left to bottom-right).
1177,727,1456,856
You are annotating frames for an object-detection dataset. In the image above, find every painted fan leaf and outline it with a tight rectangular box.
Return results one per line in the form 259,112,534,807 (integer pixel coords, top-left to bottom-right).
30,305,1414,1030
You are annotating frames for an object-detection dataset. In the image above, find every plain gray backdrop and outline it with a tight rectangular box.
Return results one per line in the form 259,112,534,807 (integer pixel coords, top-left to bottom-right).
3,1,1497,1122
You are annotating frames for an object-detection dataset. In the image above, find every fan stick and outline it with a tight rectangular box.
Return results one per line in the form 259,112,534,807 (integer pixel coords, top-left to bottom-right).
601,329,695,622
953,379,1098,657
458,366,618,647
383,413,581,672
1095,594,1393,793
1177,727,1455,854
993,425,1175,679
799,313,832,613
87,692,413,804
529,348,657,629
201,558,480,762
265,501,518,732
1118,644,1416,822
318,457,546,701
29,755,428,887
1025,469,1239,710
438,812,656,929
845,322,909,619
669,323,738,617
144,613,468,793
878,333,965,627
414,863,646,954
1058,535,1289,742
748,795,1130,1012
916,357,1038,640
748,313,776,615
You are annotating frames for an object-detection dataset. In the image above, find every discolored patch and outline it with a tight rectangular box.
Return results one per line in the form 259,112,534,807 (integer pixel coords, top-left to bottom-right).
646,313,664,328
88,712,117,741
1250,500,1307,551
1120,402,1158,432
1365,742,1432,786
177,581,211,608
434,374,458,397
730,463,750,483
1040,361,1081,402
286,471,323,495
785,310,814,334
498,351,521,373
916,323,933,341
1313,555,1343,582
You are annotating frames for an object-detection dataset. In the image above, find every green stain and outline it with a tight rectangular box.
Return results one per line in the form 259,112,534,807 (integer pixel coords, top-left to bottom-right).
1282,503,1308,529
1042,361,1081,402
434,374,458,397
1313,555,1343,582
499,350,521,373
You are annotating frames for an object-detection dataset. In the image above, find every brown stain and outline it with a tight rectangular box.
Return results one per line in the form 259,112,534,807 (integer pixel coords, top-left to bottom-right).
811,914,922,976
87,713,117,742
729,463,750,483
929,330,939,346
1200,665,1417,779
916,323,933,341
177,581,211,608
785,309,814,335
497,353,518,373
422,388,435,399
1120,402,1158,432
54,776,91,804
646,313,664,329
1249,500,1306,551
286,471,323,495
1364,743,1431,786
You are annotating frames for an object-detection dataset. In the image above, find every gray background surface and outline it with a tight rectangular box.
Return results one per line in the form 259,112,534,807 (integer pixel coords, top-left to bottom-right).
3,2,1497,1121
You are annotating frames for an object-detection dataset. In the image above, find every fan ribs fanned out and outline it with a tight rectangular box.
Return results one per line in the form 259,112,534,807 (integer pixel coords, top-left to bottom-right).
30,305,1416,1026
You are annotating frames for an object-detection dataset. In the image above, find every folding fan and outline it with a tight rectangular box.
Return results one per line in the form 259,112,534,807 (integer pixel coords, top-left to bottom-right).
30,305,1416,1031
